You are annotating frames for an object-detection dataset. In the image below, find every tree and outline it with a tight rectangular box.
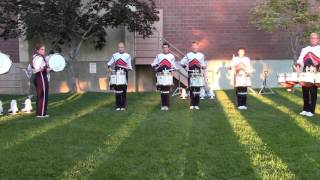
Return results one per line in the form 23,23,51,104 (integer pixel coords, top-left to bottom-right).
0,0,159,91
250,0,320,60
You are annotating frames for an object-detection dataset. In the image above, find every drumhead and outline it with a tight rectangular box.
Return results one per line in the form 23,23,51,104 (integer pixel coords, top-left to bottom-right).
49,54,66,72
0,53,12,75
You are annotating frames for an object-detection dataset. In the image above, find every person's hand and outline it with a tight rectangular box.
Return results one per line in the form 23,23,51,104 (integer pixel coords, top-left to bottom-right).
108,67,113,73
293,64,301,72
152,65,157,71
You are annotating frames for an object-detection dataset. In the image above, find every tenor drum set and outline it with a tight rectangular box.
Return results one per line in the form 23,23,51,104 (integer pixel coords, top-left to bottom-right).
109,69,127,86
278,70,320,88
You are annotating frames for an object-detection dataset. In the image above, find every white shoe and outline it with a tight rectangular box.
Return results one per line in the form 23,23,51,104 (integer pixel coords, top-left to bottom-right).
238,106,244,110
242,106,247,110
300,111,308,116
161,106,165,111
121,108,126,111
195,106,200,110
116,108,121,111
190,106,195,110
306,112,314,117
165,106,169,111
37,115,49,118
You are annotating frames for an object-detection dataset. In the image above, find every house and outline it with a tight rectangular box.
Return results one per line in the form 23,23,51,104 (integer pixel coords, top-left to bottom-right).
0,0,294,95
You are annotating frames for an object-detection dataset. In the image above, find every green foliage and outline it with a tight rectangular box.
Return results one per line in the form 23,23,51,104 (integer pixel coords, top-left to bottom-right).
0,0,159,91
0,0,159,50
251,0,314,32
251,0,320,58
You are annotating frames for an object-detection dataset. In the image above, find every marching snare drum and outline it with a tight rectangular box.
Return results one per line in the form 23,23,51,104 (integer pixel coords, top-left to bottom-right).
109,69,127,86
0,52,12,75
48,54,66,72
156,71,173,86
190,73,205,87
298,72,315,87
235,71,251,87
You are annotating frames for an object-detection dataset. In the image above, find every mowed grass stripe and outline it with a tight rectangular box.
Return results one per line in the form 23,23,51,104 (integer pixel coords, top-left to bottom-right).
237,91,320,178
254,93,320,140
0,94,114,151
89,96,195,179
275,89,320,115
60,94,160,179
216,91,296,179
182,99,257,179
0,93,85,124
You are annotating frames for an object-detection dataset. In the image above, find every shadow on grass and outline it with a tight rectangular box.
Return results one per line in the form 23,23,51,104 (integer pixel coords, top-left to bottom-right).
84,95,258,179
274,89,320,124
59,93,160,179
0,93,158,179
216,91,296,179
87,95,185,179
48,93,84,108
0,93,85,124
225,91,320,179
182,96,257,179
0,93,114,151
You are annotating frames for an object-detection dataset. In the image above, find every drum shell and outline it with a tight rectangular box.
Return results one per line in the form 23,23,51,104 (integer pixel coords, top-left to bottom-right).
278,73,286,84
299,72,315,87
235,73,251,87
109,71,127,86
189,73,205,87
109,74,117,86
285,72,298,85
156,72,173,86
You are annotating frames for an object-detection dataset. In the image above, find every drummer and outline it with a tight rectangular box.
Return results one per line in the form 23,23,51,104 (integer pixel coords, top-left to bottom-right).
180,41,206,110
229,47,253,110
151,42,176,111
294,32,320,117
32,43,51,118
107,42,132,111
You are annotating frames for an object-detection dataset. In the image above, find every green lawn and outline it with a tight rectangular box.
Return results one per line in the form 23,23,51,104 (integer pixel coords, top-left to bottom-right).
0,89,319,179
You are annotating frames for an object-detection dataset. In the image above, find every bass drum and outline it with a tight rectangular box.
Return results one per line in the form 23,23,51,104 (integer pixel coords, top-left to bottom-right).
48,54,66,72
0,53,12,75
